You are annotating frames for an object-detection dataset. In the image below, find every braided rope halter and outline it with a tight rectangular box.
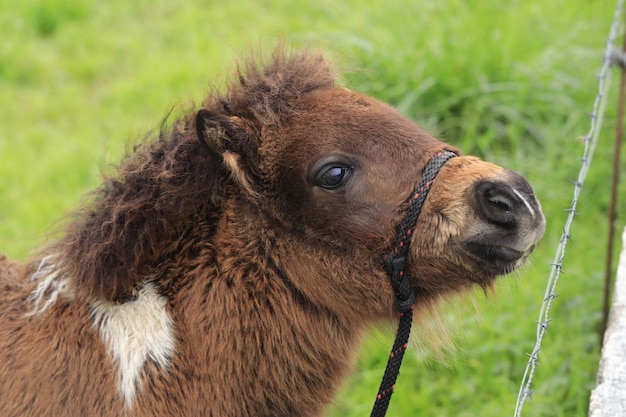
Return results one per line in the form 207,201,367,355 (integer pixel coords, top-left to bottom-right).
370,150,457,417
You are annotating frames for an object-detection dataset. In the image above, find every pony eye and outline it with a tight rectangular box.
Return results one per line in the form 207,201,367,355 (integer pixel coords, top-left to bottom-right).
315,165,354,190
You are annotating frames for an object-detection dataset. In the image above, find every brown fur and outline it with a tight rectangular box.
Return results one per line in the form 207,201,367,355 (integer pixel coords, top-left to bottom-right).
0,47,545,416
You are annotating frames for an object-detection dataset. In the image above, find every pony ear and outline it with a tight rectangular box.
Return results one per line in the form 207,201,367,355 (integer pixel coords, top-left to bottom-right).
195,109,246,154
195,108,260,197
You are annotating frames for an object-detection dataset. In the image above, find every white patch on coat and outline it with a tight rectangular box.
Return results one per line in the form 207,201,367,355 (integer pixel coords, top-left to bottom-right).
26,254,72,316
90,283,175,409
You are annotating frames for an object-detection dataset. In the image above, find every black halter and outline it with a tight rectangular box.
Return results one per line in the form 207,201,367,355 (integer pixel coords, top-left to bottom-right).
370,150,457,417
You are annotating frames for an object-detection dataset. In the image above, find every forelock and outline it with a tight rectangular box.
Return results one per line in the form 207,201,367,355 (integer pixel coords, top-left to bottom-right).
205,46,338,126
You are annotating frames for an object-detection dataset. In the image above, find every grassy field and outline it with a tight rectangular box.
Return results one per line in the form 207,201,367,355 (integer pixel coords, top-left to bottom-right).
1,0,624,416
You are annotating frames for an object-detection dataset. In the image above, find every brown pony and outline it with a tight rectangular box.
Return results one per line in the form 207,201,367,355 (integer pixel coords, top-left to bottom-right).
0,48,545,416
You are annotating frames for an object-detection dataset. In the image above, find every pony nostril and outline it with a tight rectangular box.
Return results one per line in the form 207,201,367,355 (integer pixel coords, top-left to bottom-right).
475,181,518,229
486,191,513,212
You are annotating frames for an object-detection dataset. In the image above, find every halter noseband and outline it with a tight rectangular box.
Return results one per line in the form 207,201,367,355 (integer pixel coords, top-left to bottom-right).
370,150,457,417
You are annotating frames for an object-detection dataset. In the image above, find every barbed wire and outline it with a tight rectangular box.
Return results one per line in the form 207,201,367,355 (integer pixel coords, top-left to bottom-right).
513,1,625,416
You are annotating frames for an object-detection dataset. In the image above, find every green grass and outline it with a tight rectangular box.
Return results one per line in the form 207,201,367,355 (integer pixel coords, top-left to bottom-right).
1,0,624,416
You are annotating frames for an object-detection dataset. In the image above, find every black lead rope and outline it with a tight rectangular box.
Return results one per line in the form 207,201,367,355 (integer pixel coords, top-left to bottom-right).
370,150,457,417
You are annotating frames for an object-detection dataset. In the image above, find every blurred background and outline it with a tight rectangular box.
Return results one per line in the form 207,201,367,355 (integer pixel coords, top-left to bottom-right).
1,1,624,416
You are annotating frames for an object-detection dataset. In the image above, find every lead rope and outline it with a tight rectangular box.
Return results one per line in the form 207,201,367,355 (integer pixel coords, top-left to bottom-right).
370,151,457,417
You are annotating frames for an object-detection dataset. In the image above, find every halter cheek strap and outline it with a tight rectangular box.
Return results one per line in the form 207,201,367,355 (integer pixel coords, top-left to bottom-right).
370,150,457,417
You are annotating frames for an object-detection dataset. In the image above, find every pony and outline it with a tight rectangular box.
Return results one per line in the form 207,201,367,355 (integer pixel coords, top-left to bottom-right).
0,47,545,416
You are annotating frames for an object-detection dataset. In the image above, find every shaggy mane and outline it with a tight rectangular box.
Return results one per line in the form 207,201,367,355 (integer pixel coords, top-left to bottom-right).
47,47,337,302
